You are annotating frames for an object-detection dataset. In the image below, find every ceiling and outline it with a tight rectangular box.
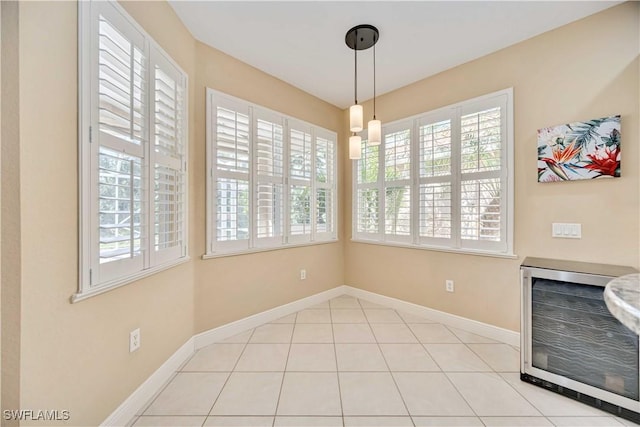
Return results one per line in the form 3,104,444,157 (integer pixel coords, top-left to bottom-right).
168,1,621,109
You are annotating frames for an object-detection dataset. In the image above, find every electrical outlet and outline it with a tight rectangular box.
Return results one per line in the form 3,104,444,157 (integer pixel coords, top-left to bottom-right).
129,328,140,353
445,280,454,293
300,269,307,280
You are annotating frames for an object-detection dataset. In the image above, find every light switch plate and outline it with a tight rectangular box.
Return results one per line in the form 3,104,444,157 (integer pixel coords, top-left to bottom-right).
552,223,581,239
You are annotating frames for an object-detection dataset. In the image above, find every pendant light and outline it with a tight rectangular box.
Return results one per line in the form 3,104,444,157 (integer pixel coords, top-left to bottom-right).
367,39,381,145
348,27,363,133
346,25,380,159
349,134,362,159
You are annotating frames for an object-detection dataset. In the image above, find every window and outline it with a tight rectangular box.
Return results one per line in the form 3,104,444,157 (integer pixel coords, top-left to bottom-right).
77,0,188,300
353,89,513,256
206,89,337,256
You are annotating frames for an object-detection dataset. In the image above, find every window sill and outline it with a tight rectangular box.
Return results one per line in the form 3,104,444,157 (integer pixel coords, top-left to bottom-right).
350,238,518,260
71,256,191,303
202,239,339,259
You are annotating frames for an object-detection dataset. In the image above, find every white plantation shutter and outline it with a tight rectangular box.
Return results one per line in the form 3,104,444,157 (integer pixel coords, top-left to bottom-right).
460,107,502,174
351,88,513,256
288,121,313,243
254,109,285,247
97,148,144,278
419,183,452,239
460,178,501,240
97,12,146,149
458,97,508,252
150,51,187,264
79,0,189,297
205,89,338,256
94,3,147,284
354,136,381,239
383,123,412,242
418,114,453,244
212,96,251,252
314,131,337,240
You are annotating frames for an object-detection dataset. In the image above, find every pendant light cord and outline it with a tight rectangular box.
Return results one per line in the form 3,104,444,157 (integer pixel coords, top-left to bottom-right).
354,30,358,105
373,40,376,120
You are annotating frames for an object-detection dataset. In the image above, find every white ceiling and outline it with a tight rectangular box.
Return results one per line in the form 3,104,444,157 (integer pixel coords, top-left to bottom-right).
169,1,621,109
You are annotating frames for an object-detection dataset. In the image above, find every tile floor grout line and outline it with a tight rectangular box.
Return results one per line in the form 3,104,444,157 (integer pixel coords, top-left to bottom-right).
360,298,416,427
494,369,553,420
443,323,495,371
329,299,346,427
271,312,296,427
399,313,485,424
440,370,485,424
403,319,447,374
136,371,179,418
203,327,258,424
440,324,515,423
450,324,549,421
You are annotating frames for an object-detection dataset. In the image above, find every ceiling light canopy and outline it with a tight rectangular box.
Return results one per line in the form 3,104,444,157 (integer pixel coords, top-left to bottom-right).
346,24,380,159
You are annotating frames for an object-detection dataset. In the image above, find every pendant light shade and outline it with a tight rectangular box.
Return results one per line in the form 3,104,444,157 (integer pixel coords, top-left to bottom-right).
349,134,362,159
350,104,363,132
368,119,381,145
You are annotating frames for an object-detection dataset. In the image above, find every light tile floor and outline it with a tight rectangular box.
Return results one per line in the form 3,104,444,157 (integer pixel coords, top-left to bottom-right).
131,296,639,427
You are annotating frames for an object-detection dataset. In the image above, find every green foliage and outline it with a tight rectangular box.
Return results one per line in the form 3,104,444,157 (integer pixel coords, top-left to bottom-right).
292,187,310,225
565,117,610,150
601,128,620,148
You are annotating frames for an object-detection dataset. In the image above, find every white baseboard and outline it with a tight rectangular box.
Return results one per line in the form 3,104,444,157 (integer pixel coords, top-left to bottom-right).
343,286,520,347
193,286,347,349
101,337,195,427
102,286,346,426
103,284,519,426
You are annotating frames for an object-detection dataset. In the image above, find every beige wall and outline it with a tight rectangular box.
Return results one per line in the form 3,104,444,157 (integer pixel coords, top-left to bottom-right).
344,2,640,332
2,1,21,422
192,41,345,332
16,2,196,425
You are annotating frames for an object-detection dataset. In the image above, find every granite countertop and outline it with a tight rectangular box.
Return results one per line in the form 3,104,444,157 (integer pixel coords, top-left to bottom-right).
604,273,640,335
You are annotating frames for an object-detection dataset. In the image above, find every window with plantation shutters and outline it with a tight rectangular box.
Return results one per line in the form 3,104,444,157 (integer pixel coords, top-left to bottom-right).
206,89,337,257
78,0,188,301
352,88,513,257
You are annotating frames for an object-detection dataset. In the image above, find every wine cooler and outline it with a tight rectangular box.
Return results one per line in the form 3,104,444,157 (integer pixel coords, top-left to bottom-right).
520,257,639,422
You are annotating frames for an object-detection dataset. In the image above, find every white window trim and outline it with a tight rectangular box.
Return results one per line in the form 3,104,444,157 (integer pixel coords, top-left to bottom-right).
352,88,515,258
76,0,189,302
205,89,338,258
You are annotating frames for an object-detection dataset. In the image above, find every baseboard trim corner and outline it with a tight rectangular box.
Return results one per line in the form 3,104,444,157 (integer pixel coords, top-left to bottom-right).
343,285,520,347
101,337,195,426
193,285,347,349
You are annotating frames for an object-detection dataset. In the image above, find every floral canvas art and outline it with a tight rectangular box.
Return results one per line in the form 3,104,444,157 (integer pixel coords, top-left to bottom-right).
537,115,621,183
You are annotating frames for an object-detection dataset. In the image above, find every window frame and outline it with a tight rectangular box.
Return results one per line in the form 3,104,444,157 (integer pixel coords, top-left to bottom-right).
76,0,189,302
205,89,338,258
352,88,515,258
